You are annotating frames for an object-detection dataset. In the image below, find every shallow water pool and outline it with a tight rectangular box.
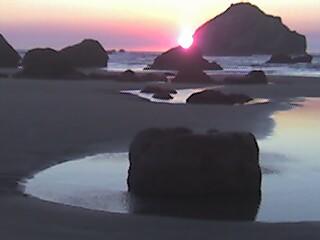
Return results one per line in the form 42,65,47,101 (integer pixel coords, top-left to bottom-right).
21,98,320,222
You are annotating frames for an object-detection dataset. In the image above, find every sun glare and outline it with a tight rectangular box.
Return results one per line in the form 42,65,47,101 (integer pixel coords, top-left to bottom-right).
178,28,194,49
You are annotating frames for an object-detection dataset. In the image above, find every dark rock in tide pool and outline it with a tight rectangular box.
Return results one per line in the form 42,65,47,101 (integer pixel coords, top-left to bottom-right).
60,39,109,67
266,53,313,64
128,128,261,197
21,48,77,78
152,92,173,100
194,2,307,55
0,34,21,67
0,73,9,78
141,84,177,94
224,70,268,85
146,46,223,71
186,89,253,105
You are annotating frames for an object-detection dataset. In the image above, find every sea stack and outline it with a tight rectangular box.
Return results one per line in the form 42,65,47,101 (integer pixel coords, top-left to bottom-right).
0,34,21,67
60,39,109,67
194,2,307,55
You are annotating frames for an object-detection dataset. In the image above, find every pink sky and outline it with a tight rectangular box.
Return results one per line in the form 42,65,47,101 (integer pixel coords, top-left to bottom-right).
1,0,319,52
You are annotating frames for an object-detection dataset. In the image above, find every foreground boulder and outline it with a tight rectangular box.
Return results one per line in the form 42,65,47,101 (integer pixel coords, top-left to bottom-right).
187,89,252,105
0,34,21,67
194,2,307,55
146,46,222,70
224,70,268,84
266,53,313,64
21,48,76,78
60,39,108,67
128,128,261,197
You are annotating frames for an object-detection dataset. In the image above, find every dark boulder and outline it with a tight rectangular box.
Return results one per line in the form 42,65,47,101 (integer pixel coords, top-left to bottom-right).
266,53,313,64
194,3,307,55
0,34,21,67
119,69,138,81
224,70,268,85
119,49,126,53
146,46,222,70
128,128,261,197
152,92,173,100
60,39,108,67
141,83,177,94
139,73,167,82
173,68,212,83
21,48,75,78
186,89,252,105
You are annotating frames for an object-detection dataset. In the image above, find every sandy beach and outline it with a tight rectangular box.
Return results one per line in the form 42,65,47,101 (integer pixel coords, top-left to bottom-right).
1,74,320,239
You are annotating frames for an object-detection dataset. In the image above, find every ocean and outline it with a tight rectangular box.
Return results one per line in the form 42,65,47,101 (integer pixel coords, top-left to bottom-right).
18,50,320,77
107,51,320,77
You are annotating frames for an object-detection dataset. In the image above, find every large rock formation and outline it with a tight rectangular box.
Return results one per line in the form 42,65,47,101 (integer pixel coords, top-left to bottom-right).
0,34,21,67
21,48,75,78
187,89,253,105
128,128,261,197
60,39,108,67
146,46,222,70
194,2,307,55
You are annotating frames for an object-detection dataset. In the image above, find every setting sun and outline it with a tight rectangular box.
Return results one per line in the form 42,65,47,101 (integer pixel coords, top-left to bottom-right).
177,28,194,49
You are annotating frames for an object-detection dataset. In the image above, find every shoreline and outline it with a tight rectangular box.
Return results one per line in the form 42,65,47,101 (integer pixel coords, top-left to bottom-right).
1,74,320,239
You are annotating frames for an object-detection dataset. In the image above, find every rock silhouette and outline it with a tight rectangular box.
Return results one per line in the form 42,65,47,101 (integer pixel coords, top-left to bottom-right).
194,2,307,55
21,48,75,78
187,89,253,105
128,128,261,197
60,39,108,67
146,46,222,70
224,70,268,84
0,34,21,67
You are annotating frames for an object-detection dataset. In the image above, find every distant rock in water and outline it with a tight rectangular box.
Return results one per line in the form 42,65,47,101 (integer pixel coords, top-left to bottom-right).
186,89,253,105
60,39,108,67
119,49,126,53
21,48,77,78
152,92,173,100
194,2,307,55
128,128,261,197
146,46,223,70
266,53,313,64
224,70,268,85
0,34,21,67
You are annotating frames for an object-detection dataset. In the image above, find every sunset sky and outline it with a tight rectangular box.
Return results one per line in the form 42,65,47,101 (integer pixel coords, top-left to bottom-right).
1,0,320,52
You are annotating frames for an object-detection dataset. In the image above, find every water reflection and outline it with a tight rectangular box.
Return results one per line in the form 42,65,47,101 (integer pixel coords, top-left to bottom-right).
22,98,320,222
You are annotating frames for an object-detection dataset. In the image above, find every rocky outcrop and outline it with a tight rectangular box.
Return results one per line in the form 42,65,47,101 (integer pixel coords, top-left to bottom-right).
128,128,261,197
224,70,268,84
146,46,222,70
187,89,252,105
21,48,76,78
194,2,307,55
0,34,21,67
266,53,313,64
60,39,108,67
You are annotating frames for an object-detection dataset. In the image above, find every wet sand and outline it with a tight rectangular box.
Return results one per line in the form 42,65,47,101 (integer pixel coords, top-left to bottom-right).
1,74,320,239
